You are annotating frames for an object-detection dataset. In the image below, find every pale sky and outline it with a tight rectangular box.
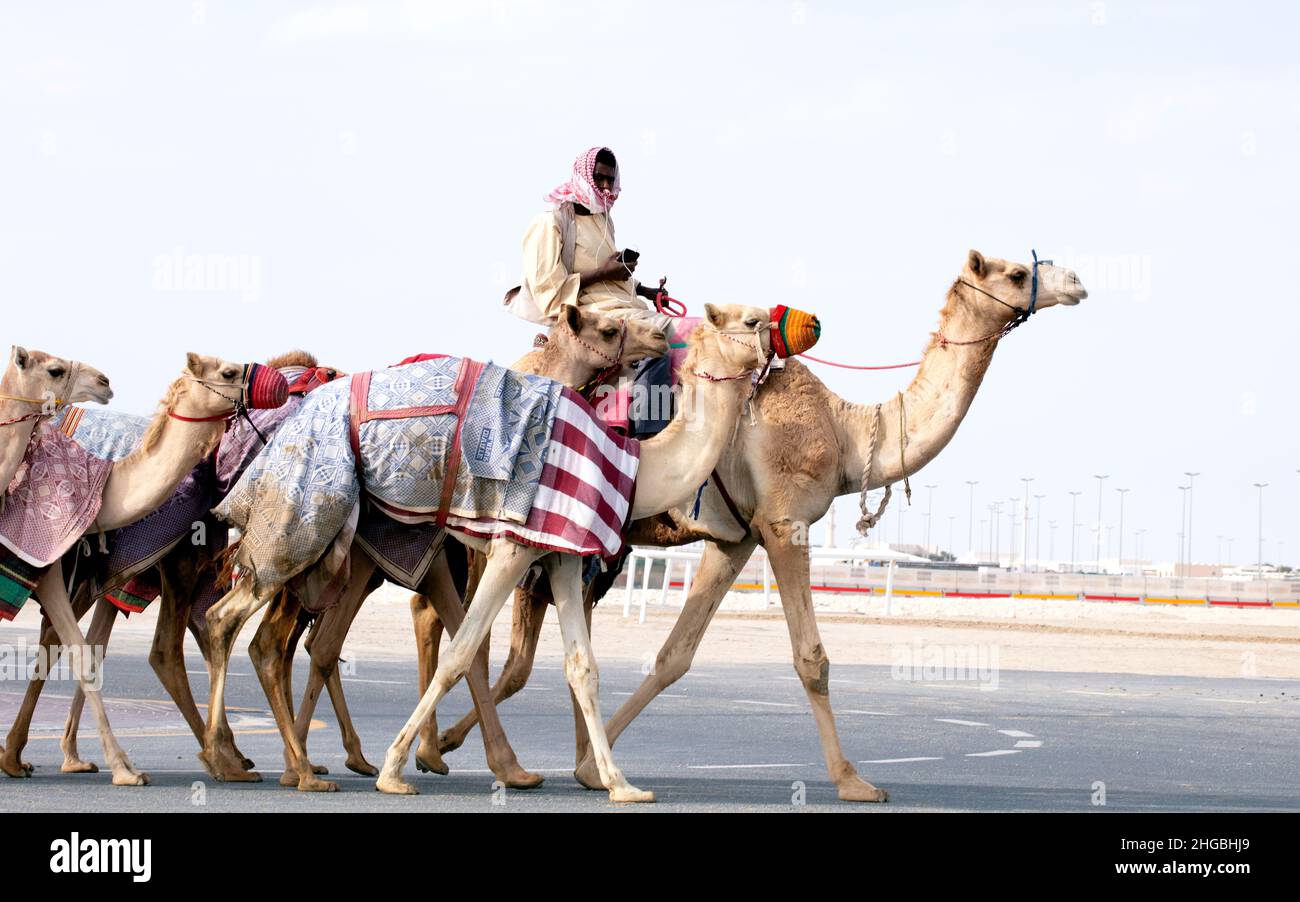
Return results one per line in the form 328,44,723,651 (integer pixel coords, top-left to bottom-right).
2,1,1297,567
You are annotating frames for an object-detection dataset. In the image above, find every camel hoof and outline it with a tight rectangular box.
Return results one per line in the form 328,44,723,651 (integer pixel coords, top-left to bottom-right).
415,749,449,776
346,756,380,777
609,785,654,804
498,768,545,790
61,759,100,774
112,771,151,787
312,763,329,775
1,759,33,779
436,729,464,754
279,770,301,788
239,756,257,771
376,776,418,796
297,775,339,793
573,757,605,791
838,779,889,803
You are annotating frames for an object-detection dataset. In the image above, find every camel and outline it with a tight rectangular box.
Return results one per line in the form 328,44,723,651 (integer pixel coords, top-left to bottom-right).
199,303,770,802
231,305,667,790
431,250,1087,802
0,353,285,785
1,346,112,499
0,346,112,770
1,353,343,779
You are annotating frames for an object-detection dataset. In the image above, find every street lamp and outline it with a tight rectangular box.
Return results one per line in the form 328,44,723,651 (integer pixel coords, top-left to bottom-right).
1093,475,1109,572
1115,488,1129,572
1253,482,1268,578
1177,485,1189,577
1020,478,1034,571
1068,490,1082,573
924,484,937,552
966,480,979,556
1184,471,1199,575
1034,494,1045,571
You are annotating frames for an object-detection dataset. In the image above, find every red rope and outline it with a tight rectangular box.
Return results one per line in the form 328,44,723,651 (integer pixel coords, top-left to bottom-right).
797,353,921,371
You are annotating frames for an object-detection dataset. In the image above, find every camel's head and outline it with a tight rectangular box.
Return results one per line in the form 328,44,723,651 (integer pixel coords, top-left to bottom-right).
6,346,113,409
181,353,289,415
962,250,1087,317
695,303,773,375
559,305,668,369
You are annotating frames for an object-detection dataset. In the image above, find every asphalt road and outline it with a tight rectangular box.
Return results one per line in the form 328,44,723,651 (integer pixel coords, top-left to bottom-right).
2,631,1298,812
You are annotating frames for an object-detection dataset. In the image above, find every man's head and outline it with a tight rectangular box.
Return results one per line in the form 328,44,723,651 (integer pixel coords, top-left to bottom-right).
546,146,621,213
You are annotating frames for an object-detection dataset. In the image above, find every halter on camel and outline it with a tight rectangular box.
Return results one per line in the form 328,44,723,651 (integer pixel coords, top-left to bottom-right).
0,362,82,429
178,363,289,443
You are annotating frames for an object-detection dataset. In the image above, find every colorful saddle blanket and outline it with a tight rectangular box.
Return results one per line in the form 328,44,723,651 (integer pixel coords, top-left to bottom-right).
0,426,113,620
217,355,639,596
54,406,149,461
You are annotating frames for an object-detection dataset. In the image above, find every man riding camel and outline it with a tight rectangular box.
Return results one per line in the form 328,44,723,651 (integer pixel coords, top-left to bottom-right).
506,146,674,432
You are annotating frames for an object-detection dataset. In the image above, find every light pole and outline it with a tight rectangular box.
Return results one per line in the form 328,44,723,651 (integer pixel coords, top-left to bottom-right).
924,484,937,552
1177,485,1189,577
1068,490,1082,572
1093,475,1108,572
1115,488,1129,572
1007,498,1017,570
1254,482,1268,578
1184,471,1199,575
1020,478,1034,571
1034,493,1045,571
966,480,979,556
990,503,1000,566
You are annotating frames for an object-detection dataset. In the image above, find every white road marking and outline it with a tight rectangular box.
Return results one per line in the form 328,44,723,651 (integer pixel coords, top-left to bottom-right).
688,762,814,770
1191,696,1257,705
998,729,1035,738
843,709,898,716
1065,689,1155,698
966,749,1021,757
935,718,990,727
340,678,406,685
732,699,798,708
860,756,944,764
187,670,250,677
1015,740,1043,748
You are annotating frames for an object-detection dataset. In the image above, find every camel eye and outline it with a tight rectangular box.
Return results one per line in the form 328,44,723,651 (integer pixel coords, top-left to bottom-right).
601,328,618,339
221,368,238,380
1009,270,1026,285
744,318,760,328
48,367,65,379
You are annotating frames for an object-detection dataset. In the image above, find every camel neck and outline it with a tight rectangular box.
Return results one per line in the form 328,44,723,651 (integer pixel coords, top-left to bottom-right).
93,384,227,531
836,286,1011,492
519,336,604,390
631,372,748,519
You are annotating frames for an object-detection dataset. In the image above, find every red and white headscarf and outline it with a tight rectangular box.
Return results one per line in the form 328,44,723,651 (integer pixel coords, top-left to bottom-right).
545,146,620,213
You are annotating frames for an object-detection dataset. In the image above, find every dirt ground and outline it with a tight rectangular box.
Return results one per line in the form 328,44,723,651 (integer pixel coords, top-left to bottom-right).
72,581,1300,682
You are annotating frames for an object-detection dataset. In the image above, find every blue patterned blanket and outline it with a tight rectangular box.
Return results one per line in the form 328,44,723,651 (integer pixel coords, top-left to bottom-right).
217,356,564,595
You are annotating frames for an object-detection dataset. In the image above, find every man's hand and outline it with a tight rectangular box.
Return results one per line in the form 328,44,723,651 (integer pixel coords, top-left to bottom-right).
581,252,634,287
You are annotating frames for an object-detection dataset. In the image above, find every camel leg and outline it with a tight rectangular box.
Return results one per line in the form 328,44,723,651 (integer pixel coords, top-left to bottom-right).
438,584,547,753
1,580,97,777
148,579,208,746
568,588,597,769
545,554,651,803
421,556,543,789
280,556,377,790
410,591,449,774
59,596,121,772
763,523,888,803
34,568,148,785
376,541,539,795
324,655,376,776
574,537,758,789
199,582,270,782
248,589,333,790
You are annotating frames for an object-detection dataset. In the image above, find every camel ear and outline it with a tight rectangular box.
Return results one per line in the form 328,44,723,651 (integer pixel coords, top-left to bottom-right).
703,303,725,327
185,352,205,376
968,250,985,278
563,304,583,336
11,346,28,370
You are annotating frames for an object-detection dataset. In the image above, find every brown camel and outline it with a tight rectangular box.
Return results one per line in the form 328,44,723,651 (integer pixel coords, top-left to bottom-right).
242,305,667,789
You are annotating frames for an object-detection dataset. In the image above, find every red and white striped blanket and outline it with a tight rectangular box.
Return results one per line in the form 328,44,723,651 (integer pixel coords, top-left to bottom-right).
442,387,639,557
